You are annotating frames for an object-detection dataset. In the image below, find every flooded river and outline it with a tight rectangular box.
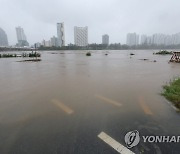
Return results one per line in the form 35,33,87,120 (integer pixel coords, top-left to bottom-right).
0,50,180,154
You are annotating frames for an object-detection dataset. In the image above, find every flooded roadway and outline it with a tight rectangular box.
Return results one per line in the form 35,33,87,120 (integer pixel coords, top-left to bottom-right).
0,50,180,154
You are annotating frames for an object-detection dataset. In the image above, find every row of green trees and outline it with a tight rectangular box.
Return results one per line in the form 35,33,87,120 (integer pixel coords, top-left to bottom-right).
0,52,41,58
0,47,32,51
22,52,41,57
0,54,17,58
38,43,180,51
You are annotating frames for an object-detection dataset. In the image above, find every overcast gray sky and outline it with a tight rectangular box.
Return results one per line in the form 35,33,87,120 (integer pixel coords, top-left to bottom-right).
1,0,180,45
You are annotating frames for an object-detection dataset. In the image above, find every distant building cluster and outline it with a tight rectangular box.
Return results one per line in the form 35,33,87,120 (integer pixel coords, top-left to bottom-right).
126,33,139,46
127,32,180,46
0,28,8,47
140,33,180,45
0,26,29,47
2,23,180,48
36,24,89,47
35,23,65,48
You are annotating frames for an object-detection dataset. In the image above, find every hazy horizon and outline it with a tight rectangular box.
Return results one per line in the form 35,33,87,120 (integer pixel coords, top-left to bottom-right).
1,0,180,46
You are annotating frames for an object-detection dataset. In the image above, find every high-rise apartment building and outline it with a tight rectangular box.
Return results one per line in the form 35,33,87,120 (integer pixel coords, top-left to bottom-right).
0,28,8,46
152,34,165,45
51,36,58,47
35,42,41,48
41,40,51,47
141,35,147,44
126,33,139,46
74,26,88,46
146,36,152,45
57,23,65,47
16,26,29,47
102,34,109,45
171,33,180,45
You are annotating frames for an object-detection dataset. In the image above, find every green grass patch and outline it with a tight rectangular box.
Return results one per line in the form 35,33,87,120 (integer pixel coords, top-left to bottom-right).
162,78,180,110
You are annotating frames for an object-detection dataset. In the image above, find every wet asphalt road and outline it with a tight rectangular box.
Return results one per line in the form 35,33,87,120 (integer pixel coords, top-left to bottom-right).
0,50,180,154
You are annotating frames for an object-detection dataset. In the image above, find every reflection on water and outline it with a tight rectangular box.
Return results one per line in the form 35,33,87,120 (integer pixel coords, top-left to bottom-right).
0,50,180,153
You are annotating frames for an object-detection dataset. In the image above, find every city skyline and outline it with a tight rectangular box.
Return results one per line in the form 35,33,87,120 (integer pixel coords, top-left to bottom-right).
1,0,180,45
2,24,180,47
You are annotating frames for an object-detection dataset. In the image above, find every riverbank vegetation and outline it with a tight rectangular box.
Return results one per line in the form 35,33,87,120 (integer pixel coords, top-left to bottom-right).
154,50,172,55
162,78,180,110
22,52,41,57
0,52,41,58
0,54,17,58
38,43,180,51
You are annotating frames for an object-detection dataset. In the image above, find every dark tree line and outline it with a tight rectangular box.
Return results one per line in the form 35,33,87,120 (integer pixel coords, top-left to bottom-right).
38,43,180,51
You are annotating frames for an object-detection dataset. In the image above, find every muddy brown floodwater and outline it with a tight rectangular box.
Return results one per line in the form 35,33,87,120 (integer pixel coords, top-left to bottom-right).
0,50,180,154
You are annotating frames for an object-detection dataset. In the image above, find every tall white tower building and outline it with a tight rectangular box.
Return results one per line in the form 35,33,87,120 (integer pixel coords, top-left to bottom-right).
16,26,29,47
16,26,27,42
74,26,88,46
57,23,65,47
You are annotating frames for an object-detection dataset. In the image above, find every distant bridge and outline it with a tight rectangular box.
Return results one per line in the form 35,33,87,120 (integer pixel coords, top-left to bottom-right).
0,47,36,51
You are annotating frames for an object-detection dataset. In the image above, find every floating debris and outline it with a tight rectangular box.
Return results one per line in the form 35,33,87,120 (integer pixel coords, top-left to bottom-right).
17,59,41,62
51,52,64,54
105,53,108,56
130,53,135,56
22,51,41,57
139,59,157,63
139,59,149,61
86,52,91,56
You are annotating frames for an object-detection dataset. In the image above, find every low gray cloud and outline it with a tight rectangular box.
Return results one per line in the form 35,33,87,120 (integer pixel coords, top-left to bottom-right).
1,0,180,45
